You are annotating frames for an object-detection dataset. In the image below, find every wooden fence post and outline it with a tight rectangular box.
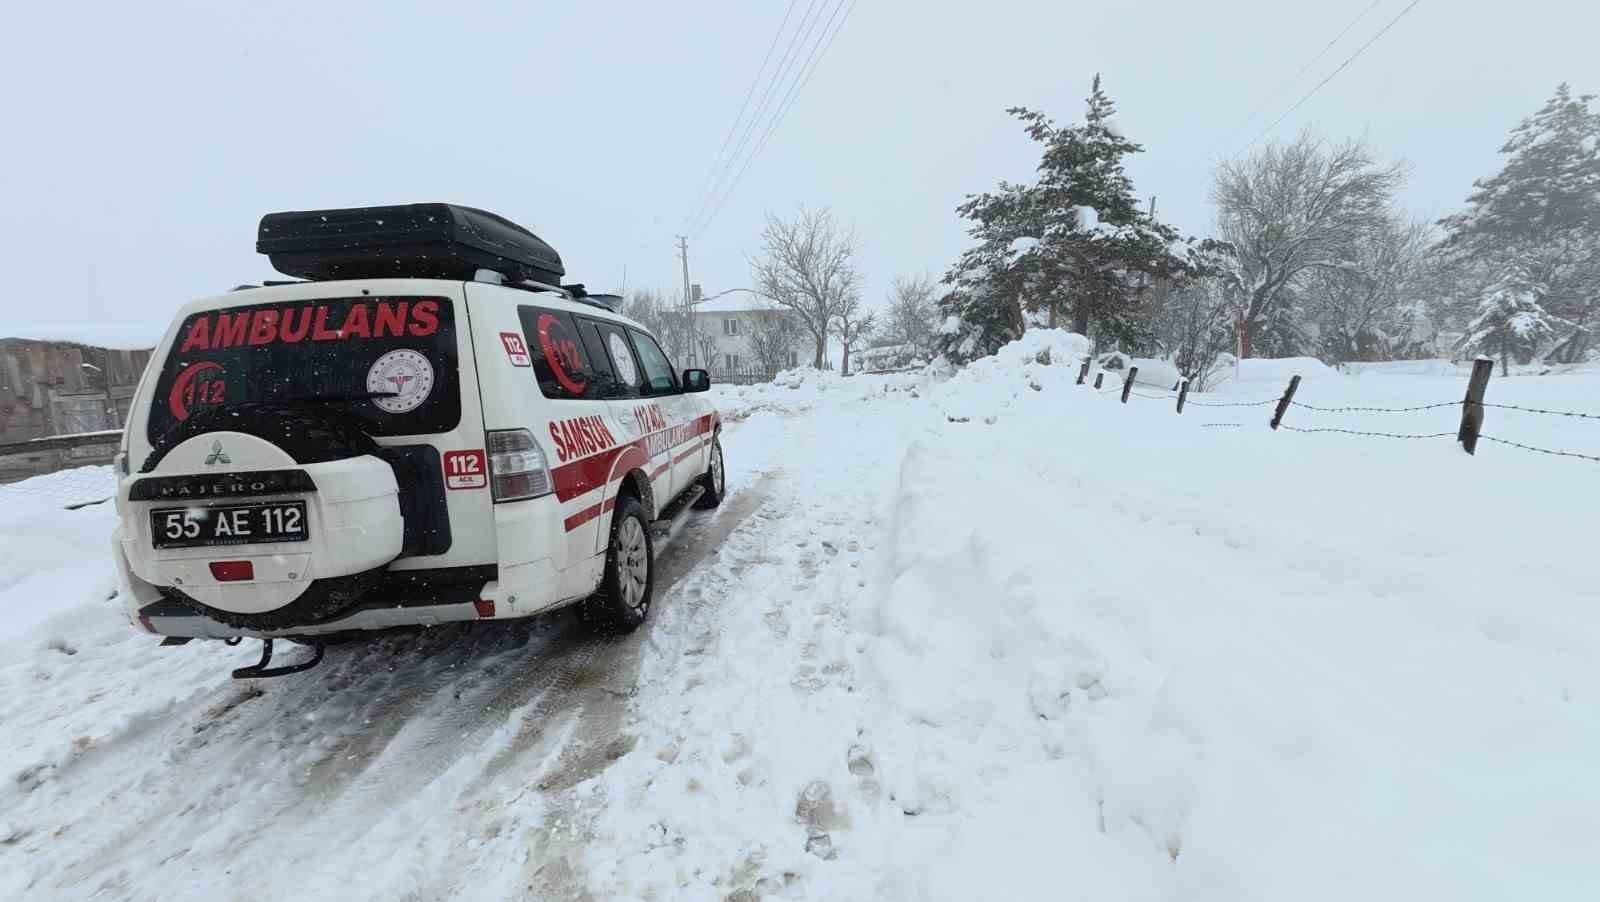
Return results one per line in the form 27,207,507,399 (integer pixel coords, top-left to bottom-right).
1269,375,1301,430
1077,359,1091,385
1093,372,1104,389
1457,358,1494,454
1121,366,1139,404
1176,380,1189,414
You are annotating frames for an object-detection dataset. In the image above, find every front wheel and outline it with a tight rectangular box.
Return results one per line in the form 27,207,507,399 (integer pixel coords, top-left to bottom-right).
582,495,654,633
693,435,725,509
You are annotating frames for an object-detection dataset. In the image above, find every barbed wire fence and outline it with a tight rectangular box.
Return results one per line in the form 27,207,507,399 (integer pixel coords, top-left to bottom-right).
1081,358,1600,464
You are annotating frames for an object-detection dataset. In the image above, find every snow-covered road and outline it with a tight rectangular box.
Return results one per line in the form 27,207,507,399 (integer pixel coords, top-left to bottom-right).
4,335,1598,901
0,462,778,900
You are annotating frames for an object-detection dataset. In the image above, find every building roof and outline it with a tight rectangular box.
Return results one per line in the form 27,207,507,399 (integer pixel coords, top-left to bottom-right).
692,293,775,314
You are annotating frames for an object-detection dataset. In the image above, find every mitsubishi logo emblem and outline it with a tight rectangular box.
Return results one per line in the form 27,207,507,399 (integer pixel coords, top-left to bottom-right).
204,440,231,466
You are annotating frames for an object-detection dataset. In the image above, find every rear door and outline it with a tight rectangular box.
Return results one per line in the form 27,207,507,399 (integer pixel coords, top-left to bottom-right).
466,284,628,568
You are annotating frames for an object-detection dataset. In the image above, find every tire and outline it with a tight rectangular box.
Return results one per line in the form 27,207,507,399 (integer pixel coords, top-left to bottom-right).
693,435,725,509
143,402,401,630
581,495,654,633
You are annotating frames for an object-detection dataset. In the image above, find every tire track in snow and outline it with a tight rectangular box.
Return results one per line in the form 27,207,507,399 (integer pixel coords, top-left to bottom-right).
9,484,772,902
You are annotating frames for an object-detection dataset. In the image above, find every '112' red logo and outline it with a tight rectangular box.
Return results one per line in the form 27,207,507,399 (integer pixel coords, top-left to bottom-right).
443,450,488,490
500,332,531,367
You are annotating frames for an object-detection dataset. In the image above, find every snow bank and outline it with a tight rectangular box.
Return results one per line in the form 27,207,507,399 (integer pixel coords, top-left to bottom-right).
0,484,120,644
1207,355,1339,391
709,365,929,422
853,350,1600,900
929,329,1092,422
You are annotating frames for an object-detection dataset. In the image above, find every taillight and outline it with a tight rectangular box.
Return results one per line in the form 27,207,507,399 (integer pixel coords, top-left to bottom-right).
486,429,553,502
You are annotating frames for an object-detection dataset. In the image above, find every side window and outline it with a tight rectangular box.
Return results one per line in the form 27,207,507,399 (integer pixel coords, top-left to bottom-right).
629,329,678,395
591,321,643,397
576,319,623,399
517,305,599,401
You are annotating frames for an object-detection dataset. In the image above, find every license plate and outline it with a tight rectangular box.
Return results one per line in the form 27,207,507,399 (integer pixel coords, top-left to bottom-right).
150,502,309,549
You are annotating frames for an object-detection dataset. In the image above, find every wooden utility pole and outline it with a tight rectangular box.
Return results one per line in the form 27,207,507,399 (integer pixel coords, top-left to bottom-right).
676,235,695,365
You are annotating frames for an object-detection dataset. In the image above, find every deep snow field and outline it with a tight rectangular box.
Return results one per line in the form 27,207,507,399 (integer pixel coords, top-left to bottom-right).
2,333,1597,901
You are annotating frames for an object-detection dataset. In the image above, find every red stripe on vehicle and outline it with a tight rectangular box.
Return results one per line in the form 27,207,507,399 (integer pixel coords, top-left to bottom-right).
561,491,620,533
563,501,603,532
550,415,711,501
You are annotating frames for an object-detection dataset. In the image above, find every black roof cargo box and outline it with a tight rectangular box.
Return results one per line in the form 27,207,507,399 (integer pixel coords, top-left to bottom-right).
257,203,565,285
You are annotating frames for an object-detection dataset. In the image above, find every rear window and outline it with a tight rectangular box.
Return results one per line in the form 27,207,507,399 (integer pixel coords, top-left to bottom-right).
518,305,637,401
146,296,460,443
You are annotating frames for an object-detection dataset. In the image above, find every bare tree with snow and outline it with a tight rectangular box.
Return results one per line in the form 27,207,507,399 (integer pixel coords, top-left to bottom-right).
1212,132,1407,357
752,207,860,369
1303,216,1435,363
831,293,875,375
744,305,807,373
1151,238,1243,389
622,289,691,363
884,274,939,356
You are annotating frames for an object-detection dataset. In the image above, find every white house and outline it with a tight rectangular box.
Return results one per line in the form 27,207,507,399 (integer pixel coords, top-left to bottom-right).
687,294,809,376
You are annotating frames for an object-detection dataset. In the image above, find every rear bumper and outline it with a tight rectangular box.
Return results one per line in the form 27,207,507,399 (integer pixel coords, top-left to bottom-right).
129,562,578,639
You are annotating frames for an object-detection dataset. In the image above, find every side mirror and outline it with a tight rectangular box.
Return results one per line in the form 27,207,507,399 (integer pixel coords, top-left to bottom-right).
681,369,711,393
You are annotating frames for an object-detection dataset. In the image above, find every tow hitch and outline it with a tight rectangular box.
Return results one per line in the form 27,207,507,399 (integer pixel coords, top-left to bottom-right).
231,638,325,679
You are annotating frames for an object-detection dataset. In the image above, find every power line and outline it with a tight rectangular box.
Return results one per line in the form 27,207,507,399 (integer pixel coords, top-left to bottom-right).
693,0,859,239
1242,0,1425,151
1222,0,1384,148
680,0,802,234
689,0,836,237
687,0,829,236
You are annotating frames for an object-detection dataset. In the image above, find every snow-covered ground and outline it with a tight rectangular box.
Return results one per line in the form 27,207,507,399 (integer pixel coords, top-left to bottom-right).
3,334,1597,900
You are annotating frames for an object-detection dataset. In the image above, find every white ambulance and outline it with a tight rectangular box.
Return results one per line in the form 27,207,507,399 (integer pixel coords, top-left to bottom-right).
110,204,725,677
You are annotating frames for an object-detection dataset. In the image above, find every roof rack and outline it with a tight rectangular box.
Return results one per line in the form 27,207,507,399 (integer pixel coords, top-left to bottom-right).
562,283,623,313
256,203,565,285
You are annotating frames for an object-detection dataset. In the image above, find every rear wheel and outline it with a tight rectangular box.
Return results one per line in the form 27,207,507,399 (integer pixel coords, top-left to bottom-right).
582,495,654,632
693,435,725,509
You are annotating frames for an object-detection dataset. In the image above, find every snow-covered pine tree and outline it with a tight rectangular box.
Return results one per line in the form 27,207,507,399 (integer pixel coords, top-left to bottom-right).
1456,259,1564,375
1440,84,1600,362
933,267,1025,366
940,75,1177,361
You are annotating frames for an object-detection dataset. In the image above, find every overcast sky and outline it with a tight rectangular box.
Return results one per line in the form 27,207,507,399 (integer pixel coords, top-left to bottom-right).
1,0,1593,345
